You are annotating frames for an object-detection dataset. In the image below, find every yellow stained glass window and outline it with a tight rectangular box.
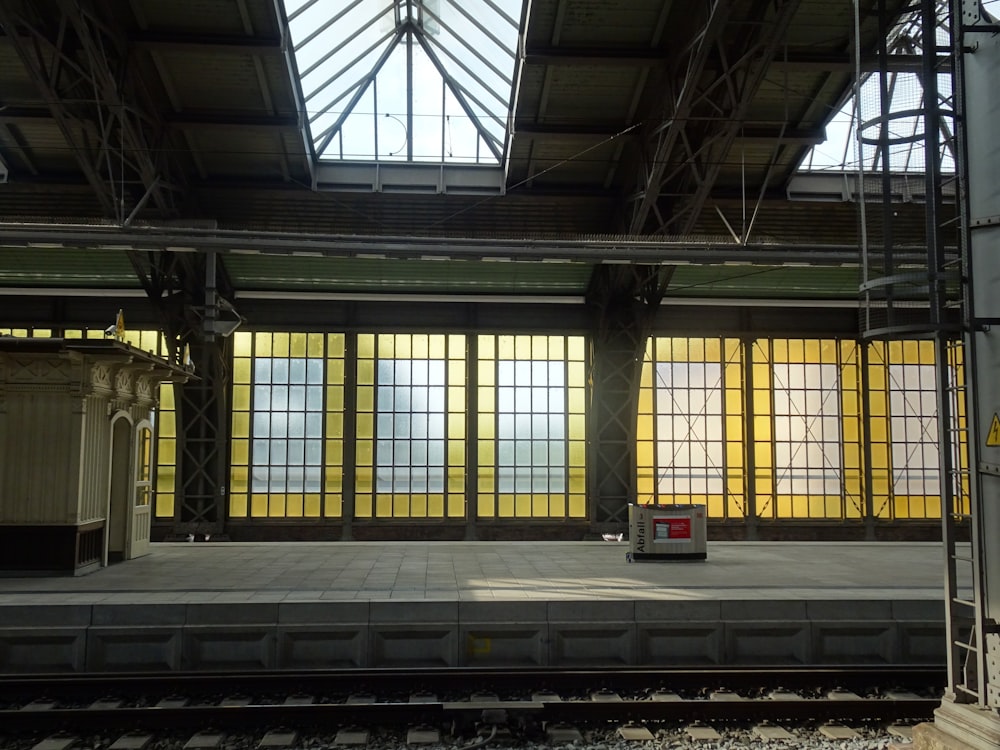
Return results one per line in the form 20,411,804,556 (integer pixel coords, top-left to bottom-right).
637,337,744,519
754,338,859,521
229,331,345,519
867,339,967,520
354,333,466,519
476,334,586,519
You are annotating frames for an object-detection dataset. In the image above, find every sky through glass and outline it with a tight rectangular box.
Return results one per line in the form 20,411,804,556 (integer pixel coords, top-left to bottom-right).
798,0,974,174
284,0,523,165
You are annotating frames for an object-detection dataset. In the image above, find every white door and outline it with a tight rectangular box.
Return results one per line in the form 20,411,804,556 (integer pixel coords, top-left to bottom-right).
128,422,153,559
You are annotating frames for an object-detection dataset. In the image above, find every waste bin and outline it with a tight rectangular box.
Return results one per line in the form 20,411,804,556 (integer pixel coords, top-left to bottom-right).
628,503,707,561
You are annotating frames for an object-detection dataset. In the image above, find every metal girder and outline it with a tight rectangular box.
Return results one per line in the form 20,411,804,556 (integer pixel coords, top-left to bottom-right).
0,223,910,265
0,0,185,223
164,113,302,131
139,249,237,533
767,51,949,73
119,236,239,535
586,264,672,526
522,46,665,67
523,47,943,73
511,123,823,145
0,106,54,122
631,0,805,236
130,30,283,53
174,334,231,532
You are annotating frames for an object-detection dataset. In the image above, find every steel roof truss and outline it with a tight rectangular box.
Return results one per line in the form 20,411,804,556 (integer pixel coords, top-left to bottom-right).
0,0,184,222
659,0,805,235
629,0,733,233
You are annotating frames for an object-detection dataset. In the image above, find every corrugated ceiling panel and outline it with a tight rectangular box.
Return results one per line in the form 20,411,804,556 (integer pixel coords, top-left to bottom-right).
184,129,291,177
509,140,622,187
154,52,272,111
225,255,595,294
535,66,645,121
669,265,859,299
0,249,139,287
130,0,265,34
199,188,618,236
551,0,668,46
0,43,37,101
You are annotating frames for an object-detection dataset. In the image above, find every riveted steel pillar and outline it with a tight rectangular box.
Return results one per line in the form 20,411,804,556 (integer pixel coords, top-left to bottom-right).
952,0,1000,712
586,265,670,530
173,336,230,536
160,250,236,537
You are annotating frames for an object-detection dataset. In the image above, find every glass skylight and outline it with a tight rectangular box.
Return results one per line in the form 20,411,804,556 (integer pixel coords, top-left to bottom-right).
284,0,522,165
798,0,956,174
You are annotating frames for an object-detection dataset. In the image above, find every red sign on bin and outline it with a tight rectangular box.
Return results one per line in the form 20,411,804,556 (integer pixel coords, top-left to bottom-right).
653,516,691,541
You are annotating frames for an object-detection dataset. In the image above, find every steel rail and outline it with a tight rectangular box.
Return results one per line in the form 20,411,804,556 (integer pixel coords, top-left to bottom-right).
0,697,941,732
0,665,946,699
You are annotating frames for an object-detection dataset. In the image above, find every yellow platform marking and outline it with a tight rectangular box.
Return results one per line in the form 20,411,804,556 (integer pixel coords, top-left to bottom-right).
987,413,1000,447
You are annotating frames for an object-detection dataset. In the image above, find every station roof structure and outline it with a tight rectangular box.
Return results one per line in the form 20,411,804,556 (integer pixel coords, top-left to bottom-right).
0,0,947,307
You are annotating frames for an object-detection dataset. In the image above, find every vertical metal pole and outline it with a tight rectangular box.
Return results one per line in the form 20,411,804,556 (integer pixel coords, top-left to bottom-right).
743,337,758,536
406,16,413,162
465,330,478,540
860,343,877,539
341,331,359,540
877,0,896,332
951,0,999,711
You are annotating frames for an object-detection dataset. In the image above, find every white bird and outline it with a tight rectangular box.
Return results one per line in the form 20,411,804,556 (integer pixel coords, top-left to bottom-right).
186,533,195,543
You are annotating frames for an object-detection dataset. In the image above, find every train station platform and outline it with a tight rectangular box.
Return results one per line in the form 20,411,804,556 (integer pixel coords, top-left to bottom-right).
0,540,950,673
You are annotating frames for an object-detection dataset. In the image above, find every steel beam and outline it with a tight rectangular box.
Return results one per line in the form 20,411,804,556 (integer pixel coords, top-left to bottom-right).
174,334,231,533
513,122,822,146
0,222,946,265
523,47,945,73
130,30,283,53
586,264,672,526
142,249,237,535
164,113,302,131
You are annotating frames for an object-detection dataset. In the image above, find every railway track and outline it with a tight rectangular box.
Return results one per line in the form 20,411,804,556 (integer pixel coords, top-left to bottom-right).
0,666,944,747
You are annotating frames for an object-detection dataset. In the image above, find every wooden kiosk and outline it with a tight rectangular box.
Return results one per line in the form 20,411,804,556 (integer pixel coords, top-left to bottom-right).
0,337,188,574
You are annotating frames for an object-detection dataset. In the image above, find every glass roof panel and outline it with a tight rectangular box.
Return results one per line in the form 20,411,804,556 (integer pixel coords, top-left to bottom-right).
797,0,956,174
284,0,522,165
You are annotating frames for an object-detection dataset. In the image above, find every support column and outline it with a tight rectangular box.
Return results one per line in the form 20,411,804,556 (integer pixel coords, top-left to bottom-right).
917,1,1000,746
158,250,240,538
586,265,670,530
340,332,359,541
952,0,1000,709
174,336,230,535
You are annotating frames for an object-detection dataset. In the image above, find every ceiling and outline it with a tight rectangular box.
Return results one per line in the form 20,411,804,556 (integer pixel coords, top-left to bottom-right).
0,0,946,317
